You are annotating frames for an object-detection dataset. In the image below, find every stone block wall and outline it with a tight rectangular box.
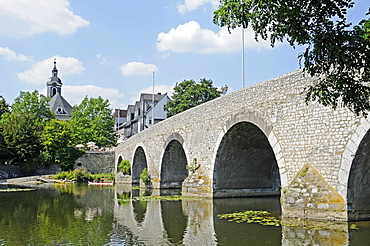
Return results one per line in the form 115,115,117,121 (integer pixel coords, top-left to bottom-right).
74,151,115,174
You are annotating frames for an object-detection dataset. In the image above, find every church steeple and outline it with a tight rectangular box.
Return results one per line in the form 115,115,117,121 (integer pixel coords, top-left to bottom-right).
46,58,62,98
52,58,58,77
46,58,73,120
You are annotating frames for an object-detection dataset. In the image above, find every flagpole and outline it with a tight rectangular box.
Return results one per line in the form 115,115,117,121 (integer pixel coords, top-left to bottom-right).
152,71,154,126
242,28,245,88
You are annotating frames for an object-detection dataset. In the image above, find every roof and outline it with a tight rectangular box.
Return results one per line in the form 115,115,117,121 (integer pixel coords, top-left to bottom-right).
48,93,73,117
114,109,127,117
140,93,166,102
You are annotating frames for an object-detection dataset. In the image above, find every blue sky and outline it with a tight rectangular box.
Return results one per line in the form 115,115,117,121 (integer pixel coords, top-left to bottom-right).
0,0,368,110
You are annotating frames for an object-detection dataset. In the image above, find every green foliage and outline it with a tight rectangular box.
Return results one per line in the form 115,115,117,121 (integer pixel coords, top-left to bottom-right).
164,78,221,117
0,91,53,169
90,173,115,182
214,1,370,116
363,19,370,41
41,119,75,165
69,96,116,147
186,157,200,173
118,160,131,175
139,168,151,185
0,95,9,118
54,169,114,182
54,147,85,171
54,168,92,182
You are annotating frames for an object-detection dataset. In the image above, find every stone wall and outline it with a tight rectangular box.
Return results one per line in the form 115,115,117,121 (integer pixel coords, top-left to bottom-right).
0,164,61,178
115,69,369,221
74,151,115,174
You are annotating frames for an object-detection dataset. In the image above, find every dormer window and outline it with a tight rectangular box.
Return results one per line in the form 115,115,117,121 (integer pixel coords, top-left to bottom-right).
56,107,66,114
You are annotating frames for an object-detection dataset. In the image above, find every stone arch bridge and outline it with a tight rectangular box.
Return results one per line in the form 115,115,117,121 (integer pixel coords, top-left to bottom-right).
115,70,370,221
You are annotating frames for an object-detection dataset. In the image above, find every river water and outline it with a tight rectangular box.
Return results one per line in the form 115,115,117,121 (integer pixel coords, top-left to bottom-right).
0,183,369,245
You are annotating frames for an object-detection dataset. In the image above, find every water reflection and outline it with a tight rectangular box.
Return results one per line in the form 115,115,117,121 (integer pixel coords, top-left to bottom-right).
0,183,369,245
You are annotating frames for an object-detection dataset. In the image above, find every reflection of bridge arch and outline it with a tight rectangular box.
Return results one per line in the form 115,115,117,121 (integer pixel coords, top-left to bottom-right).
113,186,216,245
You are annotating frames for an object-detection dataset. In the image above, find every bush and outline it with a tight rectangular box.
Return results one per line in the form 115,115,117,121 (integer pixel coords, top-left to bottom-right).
55,168,92,182
140,168,150,185
118,160,131,175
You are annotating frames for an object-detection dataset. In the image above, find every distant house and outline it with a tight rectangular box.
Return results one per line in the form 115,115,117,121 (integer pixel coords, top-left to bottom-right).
46,59,73,121
113,109,127,130
122,92,171,139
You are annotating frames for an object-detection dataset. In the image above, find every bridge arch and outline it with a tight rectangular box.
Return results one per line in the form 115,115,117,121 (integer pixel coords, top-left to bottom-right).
132,146,148,185
160,133,188,188
116,156,123,172
212,109,284,197
341,118,370,220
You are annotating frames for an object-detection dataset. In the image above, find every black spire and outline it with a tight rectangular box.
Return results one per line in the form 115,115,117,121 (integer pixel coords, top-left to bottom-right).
52,58,58,77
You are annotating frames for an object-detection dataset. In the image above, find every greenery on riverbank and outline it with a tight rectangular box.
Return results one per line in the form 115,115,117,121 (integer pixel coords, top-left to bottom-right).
52,169,115,182
0,91,116,173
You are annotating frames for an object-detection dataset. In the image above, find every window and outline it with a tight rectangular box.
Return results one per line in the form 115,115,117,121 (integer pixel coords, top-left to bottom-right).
56,107,66,114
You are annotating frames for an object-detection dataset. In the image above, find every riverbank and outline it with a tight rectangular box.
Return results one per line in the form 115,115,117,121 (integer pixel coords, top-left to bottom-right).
0,175,52,185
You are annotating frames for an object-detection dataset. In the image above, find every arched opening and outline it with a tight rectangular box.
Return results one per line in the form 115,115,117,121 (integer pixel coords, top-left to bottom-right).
347,129,370,221
214,122,280,197
117,156,123,173
160,140,188,188
132,147,147,185
52,87,57,97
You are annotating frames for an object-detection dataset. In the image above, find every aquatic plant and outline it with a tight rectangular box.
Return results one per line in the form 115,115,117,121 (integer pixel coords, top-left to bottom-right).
217,210,359,230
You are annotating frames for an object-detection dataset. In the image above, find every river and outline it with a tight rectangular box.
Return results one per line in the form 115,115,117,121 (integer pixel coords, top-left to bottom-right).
0,183,369,245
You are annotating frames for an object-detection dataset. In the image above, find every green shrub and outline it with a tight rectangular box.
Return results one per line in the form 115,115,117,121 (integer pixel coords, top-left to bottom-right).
55,168,92,182
118,160,131,175
140,168,150,185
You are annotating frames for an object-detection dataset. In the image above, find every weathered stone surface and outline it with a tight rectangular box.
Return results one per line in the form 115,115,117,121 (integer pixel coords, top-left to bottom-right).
74,151,115,174
281,164,346,221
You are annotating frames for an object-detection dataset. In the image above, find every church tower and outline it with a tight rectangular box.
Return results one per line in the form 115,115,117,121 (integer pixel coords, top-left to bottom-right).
46,58,62,98
46,59,73,120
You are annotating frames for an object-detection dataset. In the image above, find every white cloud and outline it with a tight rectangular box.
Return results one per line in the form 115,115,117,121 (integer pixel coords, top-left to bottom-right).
157,21,273,54
178,0,219,14
119,62,159,76
96,54,107,65
18,56,84,84
0,0,89,38
0,46,32,61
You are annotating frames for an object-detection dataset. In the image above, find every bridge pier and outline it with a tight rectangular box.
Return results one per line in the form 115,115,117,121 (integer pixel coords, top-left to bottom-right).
281,164,347,221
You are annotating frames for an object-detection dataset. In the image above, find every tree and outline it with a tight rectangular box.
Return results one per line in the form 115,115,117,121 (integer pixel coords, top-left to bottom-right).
0,91,53,171
0,96,10,160
214,1,370,116
69,96,116,147
0,96,9,118
164,78,221,117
